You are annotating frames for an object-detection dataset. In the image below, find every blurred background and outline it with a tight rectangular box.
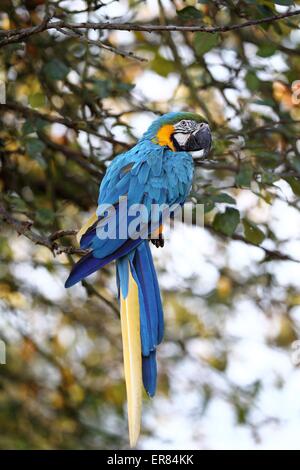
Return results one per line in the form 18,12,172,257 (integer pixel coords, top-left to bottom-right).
1,0,300,450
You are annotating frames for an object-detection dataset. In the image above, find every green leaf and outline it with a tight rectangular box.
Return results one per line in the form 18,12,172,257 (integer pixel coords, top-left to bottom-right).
284,176,300,196
35,118,48,131
22,120,35,135
5,193,27,212
150,55,175,77
25,137,45,157
253,98,275,107
245,71,260,92
204,200,215,213
28,93,45,108
243,219,265,245
236,403,249,424
114,82,135,93
43,59,69,81
235,164,253,187
290,157,300,173
194,32,219,55
93,79,134,97
212,193,236,205
213,138,231,154
257,44,277,58
213,208,240,237
256,5,275,17
93,79,112,98
197,193,235,213
274,0,294,5
177,6,202,20
255,150,281,169
22,118,47,136
36,208,55,226
261,172,279,184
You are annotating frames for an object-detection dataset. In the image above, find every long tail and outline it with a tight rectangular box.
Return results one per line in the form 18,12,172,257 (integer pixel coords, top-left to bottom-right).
119,262,142,447
117,241,164,446
65,215,164,446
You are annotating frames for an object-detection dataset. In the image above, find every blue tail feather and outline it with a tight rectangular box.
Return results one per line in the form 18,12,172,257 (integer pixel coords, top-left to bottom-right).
134,244,158,349
144,243,164,344
65,252,101,288
68,232,164,397
128,241,164,396
65,237,142,288
142,352,157,398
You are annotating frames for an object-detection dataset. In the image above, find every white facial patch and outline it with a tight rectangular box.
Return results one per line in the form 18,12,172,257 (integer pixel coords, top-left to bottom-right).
172,132,190,147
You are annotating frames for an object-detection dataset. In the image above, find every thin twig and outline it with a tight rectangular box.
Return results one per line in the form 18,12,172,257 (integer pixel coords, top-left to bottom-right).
49,229,78,241
55,26,147,62
207,225,300,263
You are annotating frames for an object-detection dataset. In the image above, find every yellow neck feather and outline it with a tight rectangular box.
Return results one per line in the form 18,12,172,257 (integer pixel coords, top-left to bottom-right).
156,124,175,151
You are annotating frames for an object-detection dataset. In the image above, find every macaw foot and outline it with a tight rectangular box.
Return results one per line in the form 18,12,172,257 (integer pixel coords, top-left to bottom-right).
150,232,164,248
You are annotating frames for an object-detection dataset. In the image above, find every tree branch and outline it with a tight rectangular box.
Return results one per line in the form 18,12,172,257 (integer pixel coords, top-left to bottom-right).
37,131,104,178
207,225,299,263
0,204,87,256
0,102,130,149
0,9,299,49
1,203,298,265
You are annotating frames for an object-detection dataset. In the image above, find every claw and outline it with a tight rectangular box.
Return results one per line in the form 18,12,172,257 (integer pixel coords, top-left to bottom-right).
150,232,164,248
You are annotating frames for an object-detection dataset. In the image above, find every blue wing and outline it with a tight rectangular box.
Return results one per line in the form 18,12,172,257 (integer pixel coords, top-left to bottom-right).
65,141,193,288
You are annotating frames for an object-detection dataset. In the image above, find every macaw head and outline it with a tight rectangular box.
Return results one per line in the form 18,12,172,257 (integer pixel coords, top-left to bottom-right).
142,112,212,159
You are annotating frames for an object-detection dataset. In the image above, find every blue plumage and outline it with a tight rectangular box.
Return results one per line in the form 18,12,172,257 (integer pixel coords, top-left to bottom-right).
142,352,157,398
65,112,200,397
65,236,142,288
115,241,163,396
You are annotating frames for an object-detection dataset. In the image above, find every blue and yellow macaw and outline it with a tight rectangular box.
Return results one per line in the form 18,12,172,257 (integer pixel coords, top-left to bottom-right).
65,112,211,446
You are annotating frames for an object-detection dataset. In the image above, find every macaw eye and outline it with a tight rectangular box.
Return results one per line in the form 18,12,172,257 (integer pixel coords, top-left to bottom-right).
175,120,191,133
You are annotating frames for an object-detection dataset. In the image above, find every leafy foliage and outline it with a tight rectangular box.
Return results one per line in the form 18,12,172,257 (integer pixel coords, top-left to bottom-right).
0,0,300,450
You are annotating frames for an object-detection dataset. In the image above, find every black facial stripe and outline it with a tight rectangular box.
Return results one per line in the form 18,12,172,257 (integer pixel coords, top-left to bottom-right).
171,133,182,151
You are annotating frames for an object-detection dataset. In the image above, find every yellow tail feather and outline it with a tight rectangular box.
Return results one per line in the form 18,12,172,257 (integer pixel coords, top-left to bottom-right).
120,267,142,447
76,212,98,244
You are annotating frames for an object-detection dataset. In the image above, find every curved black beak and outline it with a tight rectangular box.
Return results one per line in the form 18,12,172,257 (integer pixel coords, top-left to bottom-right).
184,123,212,158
